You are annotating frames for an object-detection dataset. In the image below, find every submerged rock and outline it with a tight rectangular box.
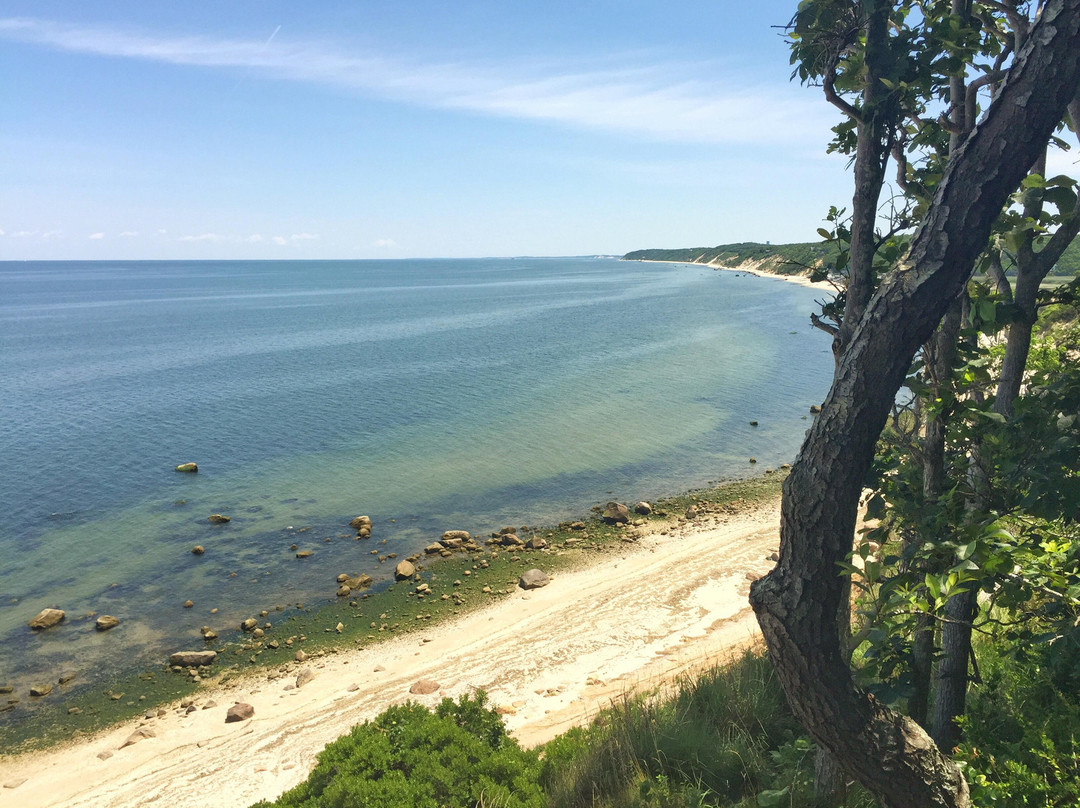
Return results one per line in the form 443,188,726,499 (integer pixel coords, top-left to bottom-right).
29,684,53,698
350,515,372,530
28,608,65,631
208,514,230,524
95,613,120,635
175,463,198,473
169,650,217,667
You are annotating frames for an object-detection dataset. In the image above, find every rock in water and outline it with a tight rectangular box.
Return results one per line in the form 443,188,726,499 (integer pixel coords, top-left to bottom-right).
350,515,372,530
175,463,198,473
29,684,53,697
519,569,550,590
28,608,65,630
191,545,205,555
208,513,230,524
602,502,630,524
394,560,415,580
225,703,254,723
409,679,440,695
169,650,217,667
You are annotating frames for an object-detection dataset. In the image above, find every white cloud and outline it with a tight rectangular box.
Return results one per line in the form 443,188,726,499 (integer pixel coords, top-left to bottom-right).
374,238,397,248
243,234,264,243
119,230,138,237
0,17,829,146
0,229,5,236
88,232,105,239
290,232,318,241
271,235,288,245
179,232,222,242
13,230,37,237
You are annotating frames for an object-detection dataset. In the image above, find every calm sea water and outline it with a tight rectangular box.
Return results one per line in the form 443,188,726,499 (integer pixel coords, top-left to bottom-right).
0,258,831,692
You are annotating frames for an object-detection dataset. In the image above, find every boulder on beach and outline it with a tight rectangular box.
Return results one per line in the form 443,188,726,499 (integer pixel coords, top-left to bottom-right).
634,502,653,516
119,727,156,748
602,502,630,524
29,683,53,698
296,669,316,689
500,533,525,547
525,536,548,550
208,513,230,524
424,543,443,555
519,569,550,590
225,702,254,723
409,679,440,695
28,608,65,631
169,650,217,667
441,530,470,544
240,618,258,632
95,615,120,632
394,560,416,580
175,463,198,473
346,574,373,590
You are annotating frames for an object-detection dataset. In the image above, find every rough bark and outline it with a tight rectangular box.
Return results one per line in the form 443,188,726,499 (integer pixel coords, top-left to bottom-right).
749,4,1080,807
836,1,896,359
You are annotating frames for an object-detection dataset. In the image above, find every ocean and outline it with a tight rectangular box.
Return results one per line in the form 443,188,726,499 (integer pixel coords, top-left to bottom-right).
0,257,832,705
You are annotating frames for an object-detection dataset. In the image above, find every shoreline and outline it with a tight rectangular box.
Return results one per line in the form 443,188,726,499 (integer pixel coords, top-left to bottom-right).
627,257,834,291
0,482,785,808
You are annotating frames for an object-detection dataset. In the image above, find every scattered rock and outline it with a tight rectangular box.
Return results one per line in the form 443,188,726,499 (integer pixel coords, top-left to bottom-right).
346,683,360,693
169,650,217,667
525,536,548,550
191,545,205,555
96,751,113,761
295,669,315,688
336,585,352,597
749,457,757,464
519,569,550,590
345,574,373,590
202,630,218,641
119,727,156,749
409,679,440,695
749,420,759,426
3,778,28,789
29,684,53,698
394,560,415,580
441,530,470,544
601,502,630,524
95,615,120,632
58,672,76,685
634,501,653,515
175,463,198,473
183,600,195,609
240,618,258,632
685,506,700,520
295,650,308,663
569,521,586,531
225,703,254,723
28,608,65,630
500,533,525,547
424,543,443,555
335,622,344,633
208,514,230,524
499,526,517,535
350,515,373,530
809,405,822,414
769,552,780,562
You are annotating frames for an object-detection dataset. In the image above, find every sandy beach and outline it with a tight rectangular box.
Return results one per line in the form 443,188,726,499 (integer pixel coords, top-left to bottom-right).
632,257,835,291
0,497,782,808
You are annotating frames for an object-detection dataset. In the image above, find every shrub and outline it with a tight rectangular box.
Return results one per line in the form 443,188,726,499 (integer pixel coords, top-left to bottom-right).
252,692,543,808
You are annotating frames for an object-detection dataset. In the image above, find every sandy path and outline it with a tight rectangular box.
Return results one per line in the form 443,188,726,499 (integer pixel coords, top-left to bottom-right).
0,501,781,808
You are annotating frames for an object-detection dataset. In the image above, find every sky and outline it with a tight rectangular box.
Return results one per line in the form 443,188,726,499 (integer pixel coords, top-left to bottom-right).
0,2,858,260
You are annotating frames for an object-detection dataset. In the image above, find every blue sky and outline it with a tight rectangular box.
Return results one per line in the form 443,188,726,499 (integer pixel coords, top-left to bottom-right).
0,2,853,259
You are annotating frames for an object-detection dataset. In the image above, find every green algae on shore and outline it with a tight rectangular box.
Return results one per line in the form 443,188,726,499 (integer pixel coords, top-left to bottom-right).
0,473,785,754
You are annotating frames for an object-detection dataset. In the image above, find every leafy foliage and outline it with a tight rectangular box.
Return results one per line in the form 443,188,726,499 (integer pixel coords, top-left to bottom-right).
251,692,543,808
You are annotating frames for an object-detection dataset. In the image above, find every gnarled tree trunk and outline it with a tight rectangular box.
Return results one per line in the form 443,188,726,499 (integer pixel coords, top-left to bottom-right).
749,4,1080,807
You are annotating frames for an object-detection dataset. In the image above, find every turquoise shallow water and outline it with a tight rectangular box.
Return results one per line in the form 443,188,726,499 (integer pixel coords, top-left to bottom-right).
0,258,831,695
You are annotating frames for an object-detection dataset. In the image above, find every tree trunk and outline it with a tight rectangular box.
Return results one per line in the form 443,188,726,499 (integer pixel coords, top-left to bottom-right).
750,5,1080,807
931,588,978,750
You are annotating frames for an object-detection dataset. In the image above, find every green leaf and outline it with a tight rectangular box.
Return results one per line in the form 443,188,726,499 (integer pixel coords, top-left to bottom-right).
817,227,833,240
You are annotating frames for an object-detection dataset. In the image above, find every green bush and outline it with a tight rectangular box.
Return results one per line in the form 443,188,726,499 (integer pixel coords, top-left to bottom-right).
252,692,543,808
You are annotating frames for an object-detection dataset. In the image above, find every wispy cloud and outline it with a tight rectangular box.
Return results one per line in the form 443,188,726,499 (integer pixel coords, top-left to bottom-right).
88,232,105,239
373,238,397,249
0,17,826,146
119,230,138,237
179,232,222,242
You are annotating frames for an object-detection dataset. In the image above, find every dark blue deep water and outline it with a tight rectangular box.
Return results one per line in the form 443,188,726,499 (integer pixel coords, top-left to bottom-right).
0,258,832,689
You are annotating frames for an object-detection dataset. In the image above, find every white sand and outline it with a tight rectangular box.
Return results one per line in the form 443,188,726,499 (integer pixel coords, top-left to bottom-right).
0,500,782,808
632,257,835,291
